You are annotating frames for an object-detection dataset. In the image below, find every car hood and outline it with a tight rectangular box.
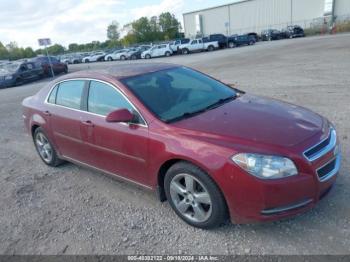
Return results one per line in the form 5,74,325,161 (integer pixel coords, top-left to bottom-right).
0,68,14,76
172,94,326,148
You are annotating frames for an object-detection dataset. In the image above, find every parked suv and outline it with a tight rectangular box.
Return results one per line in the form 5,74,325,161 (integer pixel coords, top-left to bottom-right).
261,29,283,41
228,34,256,48
282,25,305,39
0,61,44,88
207,34,228,49
31,56,68,76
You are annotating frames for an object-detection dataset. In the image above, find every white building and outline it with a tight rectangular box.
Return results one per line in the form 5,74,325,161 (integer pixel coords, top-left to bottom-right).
183,0,350,37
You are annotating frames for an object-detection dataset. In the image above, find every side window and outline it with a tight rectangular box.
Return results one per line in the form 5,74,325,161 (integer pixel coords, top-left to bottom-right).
88,81,134,116
56,80,85,110
191,40,197,45
48,85,58,104
26,63,34,70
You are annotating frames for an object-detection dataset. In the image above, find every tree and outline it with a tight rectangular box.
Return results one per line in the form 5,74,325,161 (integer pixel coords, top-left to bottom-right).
159,12,181,40
121,33,138,46
0,41,9,60
23,47,36,58
47,44,65,55
6,42,24,60
68,43,79,52
107,21,120,41
132,17,154,43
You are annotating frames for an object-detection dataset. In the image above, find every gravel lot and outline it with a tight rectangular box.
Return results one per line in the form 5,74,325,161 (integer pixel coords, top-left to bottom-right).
0,33,349,255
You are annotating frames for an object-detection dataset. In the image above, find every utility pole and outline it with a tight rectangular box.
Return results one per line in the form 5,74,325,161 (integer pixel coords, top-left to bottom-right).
290,0,293,25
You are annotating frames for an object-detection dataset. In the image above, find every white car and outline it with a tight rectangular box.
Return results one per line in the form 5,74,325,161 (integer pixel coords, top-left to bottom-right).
105,49,131,61
179,39,219,54
82,52,106,63
141,44,173,59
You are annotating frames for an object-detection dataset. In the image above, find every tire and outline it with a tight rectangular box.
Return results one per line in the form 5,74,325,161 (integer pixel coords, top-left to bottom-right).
33,127,64,167
107,57,113,61
249,41,255,45
145,54,151,59
182,48,189,55
208,45,214,52
228,42,235,48
165,51,171,57
63,66,68,74
164,162,227,229
14,78,23,87
85,59,90,63
131,55,137,60
120,55,126,61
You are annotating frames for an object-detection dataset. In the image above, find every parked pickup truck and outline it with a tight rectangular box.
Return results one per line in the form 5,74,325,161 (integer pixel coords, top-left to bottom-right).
179,39,219,54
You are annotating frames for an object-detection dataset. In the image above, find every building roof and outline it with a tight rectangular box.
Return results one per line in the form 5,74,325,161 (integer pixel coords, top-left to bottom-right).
183,0,252,16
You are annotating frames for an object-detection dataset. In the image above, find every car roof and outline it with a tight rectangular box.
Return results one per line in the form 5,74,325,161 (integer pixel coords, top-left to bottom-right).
59,63,180,81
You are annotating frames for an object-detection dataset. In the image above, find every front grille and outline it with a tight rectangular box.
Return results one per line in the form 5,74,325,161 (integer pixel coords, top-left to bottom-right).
303,128,337,162
317,158,336,179
316,154,341,182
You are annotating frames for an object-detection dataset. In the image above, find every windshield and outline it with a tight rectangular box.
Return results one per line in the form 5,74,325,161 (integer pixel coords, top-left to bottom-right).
0,62,20,73
121,67,238,123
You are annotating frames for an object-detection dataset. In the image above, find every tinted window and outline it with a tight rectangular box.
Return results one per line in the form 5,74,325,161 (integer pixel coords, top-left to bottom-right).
56,80,85,109
26,63,34,70
48,85,58,104
88,81,134,116
121,67,237,122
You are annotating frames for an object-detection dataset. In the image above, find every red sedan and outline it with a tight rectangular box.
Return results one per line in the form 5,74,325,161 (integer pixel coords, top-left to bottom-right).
22,63,341,228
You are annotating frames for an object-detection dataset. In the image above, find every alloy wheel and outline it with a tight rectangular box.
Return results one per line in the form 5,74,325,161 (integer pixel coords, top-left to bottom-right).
35,132,53,163
170,173,212,223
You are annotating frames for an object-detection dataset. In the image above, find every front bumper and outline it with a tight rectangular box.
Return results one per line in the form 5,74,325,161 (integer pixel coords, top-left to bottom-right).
218,145,341,224
0,78,15,88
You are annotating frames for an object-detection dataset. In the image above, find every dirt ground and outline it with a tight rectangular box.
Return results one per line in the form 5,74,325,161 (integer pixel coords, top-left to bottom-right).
0,33,349,255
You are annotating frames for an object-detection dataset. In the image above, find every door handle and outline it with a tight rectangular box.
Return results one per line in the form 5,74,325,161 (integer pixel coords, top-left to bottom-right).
43,110,51,116
81,120,94,127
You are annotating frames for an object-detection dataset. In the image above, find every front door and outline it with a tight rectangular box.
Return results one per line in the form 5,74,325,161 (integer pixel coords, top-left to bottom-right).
80,80,149,184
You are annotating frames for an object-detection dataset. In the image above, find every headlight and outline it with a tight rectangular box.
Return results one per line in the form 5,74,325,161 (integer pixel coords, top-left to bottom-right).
232,153,298,179
5,75,13,80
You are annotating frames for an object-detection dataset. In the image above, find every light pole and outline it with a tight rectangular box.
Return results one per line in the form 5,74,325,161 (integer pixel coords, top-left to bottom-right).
290,0,293,25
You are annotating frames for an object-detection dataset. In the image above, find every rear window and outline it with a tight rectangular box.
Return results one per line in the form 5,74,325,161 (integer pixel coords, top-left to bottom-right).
48,85,58,104
56,80,85,110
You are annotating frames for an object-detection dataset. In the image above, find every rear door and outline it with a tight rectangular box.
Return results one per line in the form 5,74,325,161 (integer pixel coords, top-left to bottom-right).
47,80,89,162
80,80,149,184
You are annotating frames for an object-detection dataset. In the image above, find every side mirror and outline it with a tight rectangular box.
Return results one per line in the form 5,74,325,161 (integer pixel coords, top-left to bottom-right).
106,109,134,123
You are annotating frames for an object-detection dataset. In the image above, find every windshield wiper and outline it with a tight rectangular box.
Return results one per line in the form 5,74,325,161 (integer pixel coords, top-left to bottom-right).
204,95,237,111
165,108,208,123
166,95,238,123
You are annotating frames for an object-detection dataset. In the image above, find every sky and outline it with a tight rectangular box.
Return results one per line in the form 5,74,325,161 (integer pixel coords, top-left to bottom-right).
0,0,235,49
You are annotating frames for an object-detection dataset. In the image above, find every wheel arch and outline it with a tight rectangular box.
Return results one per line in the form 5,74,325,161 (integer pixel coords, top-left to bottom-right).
31,124,40,138
156,157,231,222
